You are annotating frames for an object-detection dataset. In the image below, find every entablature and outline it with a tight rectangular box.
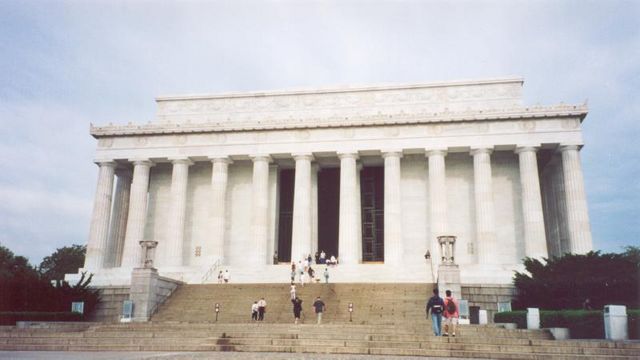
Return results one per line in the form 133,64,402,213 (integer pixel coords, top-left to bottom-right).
91,103,587,138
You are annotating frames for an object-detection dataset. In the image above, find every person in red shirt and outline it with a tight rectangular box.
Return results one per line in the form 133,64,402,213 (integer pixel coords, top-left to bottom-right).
443,289,459,337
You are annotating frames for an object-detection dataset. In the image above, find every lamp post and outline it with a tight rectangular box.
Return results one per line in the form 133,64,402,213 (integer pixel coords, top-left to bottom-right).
348,303,353,322
215,303,220,322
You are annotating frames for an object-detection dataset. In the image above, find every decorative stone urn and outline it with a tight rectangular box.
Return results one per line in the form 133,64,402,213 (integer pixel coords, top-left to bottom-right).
438,235,456,264
139,241,158,269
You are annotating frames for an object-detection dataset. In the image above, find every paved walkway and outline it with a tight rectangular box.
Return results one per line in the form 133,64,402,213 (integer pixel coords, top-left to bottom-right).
0,351,478,360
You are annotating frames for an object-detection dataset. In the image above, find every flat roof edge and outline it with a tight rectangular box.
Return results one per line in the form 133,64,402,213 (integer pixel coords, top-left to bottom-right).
155,76,524,102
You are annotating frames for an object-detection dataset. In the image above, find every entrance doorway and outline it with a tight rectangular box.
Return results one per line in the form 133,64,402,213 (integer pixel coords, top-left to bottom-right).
317,168,339,259
276,169,294,262
361,166,384,262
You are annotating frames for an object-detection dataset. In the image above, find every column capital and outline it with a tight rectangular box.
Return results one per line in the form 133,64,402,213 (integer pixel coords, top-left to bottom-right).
292,153,314,161
381,150,403,159
129,159,154,167
470,147,493,156
250,154,272,163
515,146,539,154
337,152,359,160
209,156,233,165
94,160,117,168
169,157,194,166
425,148,447,157
559,144,581,152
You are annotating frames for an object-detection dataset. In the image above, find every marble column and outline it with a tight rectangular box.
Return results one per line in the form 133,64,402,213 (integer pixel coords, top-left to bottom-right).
471,148,498,265
310,164,319,259
338,152,360,264
210,157,232,263
165,158,193,267
291,153,313,261
105,170,132,268
251,155,271,265
84,161,116,270
427,149,448,265
560,145,593,254
516,147,548,259
383,150,403,265
121,160,153,268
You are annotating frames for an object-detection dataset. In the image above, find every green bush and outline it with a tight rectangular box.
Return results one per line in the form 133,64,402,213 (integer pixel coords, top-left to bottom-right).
629,309,640,340
494,309,639,339
541,310,603,339
0,312,83,325
513,249,639,310
494,310,526,329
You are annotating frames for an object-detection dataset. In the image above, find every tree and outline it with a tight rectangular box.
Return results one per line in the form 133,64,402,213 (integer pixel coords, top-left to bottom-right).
39,245,86,281
513,249,640,310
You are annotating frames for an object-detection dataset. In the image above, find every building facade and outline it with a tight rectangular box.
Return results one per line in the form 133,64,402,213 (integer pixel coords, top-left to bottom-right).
73,77,593,286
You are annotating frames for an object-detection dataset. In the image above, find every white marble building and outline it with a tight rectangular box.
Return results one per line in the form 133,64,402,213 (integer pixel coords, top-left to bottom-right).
72,77,593,286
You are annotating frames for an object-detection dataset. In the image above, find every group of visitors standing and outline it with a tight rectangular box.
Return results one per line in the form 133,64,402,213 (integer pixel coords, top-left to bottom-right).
290,257,331,285
426,289,459,337
217,269,230,283
251,291,326,325
251,298,267,321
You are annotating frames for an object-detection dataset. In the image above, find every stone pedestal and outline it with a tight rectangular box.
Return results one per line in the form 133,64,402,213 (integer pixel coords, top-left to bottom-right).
129,267,160,322
437,264,461,299
527,308,540,329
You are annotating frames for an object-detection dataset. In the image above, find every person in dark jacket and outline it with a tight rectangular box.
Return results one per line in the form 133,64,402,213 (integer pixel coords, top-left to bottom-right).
292,296,303,324
426,288,445,336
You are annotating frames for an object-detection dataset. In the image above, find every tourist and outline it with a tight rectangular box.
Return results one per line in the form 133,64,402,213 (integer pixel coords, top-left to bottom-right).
299,268,306,287
223,269,230,283
582,298,593,310
307,254,313,265
443,290,459,337
329,255,337,266
217,271,223,284
292,296,303,324
320,250,326,264
290,284,296,300
290,262,296,282
312,296,326,324
251,301,258,321
303,258,309,272
324,267,329,283
426,288,445,336
308,266,315,281
273,251,279,265
314,251,320,264
257,297,267,321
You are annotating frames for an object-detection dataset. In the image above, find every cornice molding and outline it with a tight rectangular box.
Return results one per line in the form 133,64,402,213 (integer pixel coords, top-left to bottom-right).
90,104,588,138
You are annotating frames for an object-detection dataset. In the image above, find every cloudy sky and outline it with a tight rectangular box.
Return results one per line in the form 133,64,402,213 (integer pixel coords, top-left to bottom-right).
0,0,638,265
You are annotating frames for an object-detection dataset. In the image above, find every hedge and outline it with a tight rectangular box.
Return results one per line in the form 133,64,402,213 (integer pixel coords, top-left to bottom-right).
0,312,83,325
494,309,639,339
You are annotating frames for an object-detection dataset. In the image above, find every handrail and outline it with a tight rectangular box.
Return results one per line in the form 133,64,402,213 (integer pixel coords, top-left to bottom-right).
201,258,223,284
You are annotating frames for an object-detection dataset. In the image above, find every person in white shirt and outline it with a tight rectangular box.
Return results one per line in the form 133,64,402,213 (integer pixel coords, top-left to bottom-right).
299,270,306,287
251,301,258,321
257,298,267,321
290,284,296,300
223,270,230,283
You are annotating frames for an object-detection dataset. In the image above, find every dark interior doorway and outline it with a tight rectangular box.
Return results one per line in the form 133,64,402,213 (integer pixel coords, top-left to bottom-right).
361,166,384,262
317,168,340,259
277,169,294,262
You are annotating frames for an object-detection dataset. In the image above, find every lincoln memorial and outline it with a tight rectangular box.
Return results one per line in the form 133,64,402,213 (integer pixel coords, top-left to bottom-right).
71,77,593,286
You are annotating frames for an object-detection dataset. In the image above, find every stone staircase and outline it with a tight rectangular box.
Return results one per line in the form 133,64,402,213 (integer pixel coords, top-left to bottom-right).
2,323,639,358
152,283,431,324
2,283,639,358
